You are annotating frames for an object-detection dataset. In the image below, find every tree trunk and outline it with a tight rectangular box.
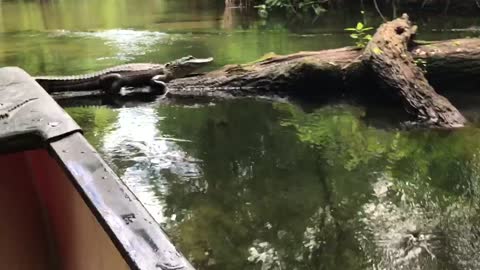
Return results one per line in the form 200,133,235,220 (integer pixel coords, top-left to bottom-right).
361,13,465,127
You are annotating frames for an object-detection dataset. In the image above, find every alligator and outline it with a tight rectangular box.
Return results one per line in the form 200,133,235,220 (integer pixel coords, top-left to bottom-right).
35,56,213,95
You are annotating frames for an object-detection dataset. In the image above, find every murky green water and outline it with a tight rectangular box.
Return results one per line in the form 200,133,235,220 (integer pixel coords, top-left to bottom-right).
67,100,480,270
2,0,480,269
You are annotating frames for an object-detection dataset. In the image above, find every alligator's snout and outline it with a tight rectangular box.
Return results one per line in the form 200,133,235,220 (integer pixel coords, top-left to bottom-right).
185,57,214,64
164,56,214,79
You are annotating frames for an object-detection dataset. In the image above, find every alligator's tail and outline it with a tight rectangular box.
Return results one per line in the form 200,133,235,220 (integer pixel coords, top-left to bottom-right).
35,76,101,93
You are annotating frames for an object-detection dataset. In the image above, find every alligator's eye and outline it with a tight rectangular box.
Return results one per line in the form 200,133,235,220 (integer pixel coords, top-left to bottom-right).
165,63,170,67
186,55,194,60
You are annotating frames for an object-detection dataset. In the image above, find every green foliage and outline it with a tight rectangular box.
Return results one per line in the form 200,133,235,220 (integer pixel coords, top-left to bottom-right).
345,21,373,49
255,0,327,19
255,4,269,18
414,58,428,73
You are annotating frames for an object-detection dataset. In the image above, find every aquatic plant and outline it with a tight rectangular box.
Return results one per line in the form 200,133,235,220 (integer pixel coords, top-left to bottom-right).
345,18,373,49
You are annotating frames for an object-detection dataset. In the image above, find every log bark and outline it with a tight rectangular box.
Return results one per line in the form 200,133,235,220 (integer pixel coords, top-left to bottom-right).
361,13,466,127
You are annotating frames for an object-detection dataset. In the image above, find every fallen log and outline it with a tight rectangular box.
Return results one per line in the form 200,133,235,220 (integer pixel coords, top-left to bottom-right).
165,18,480,127
168,38,480,98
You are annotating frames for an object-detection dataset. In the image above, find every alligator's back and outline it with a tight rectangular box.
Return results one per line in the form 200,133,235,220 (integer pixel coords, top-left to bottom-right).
35,63,164,92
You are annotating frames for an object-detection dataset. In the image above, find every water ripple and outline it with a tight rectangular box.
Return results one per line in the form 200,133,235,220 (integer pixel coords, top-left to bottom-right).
51,29,170,60
101,106,201,223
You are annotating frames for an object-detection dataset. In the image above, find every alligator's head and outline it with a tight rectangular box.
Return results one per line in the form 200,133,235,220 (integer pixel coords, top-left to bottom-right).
165,56,213,78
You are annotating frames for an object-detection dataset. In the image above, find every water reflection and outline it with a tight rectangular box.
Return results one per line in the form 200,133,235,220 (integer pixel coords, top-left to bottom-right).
154,100,337,269
280,103,480,270
65,99,480,270
99,106,202,223
358,170,480,270
359,174,440,270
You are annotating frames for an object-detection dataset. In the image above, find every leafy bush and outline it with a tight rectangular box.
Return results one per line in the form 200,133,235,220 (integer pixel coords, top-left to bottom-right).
255,0,327,19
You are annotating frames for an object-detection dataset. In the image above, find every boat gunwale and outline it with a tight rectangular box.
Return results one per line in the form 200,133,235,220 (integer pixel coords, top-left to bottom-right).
0,66,194,270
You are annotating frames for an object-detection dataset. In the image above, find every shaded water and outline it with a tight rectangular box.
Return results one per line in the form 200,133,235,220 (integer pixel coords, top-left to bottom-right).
2,0,480,269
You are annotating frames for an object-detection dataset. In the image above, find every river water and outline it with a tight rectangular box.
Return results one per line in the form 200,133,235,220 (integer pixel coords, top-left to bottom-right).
2,1,480,269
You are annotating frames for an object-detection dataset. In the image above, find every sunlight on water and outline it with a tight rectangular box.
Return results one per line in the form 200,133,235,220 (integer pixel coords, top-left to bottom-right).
358,174,439,270
356,155,480,270
51,29,170,61
100,106,202,223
